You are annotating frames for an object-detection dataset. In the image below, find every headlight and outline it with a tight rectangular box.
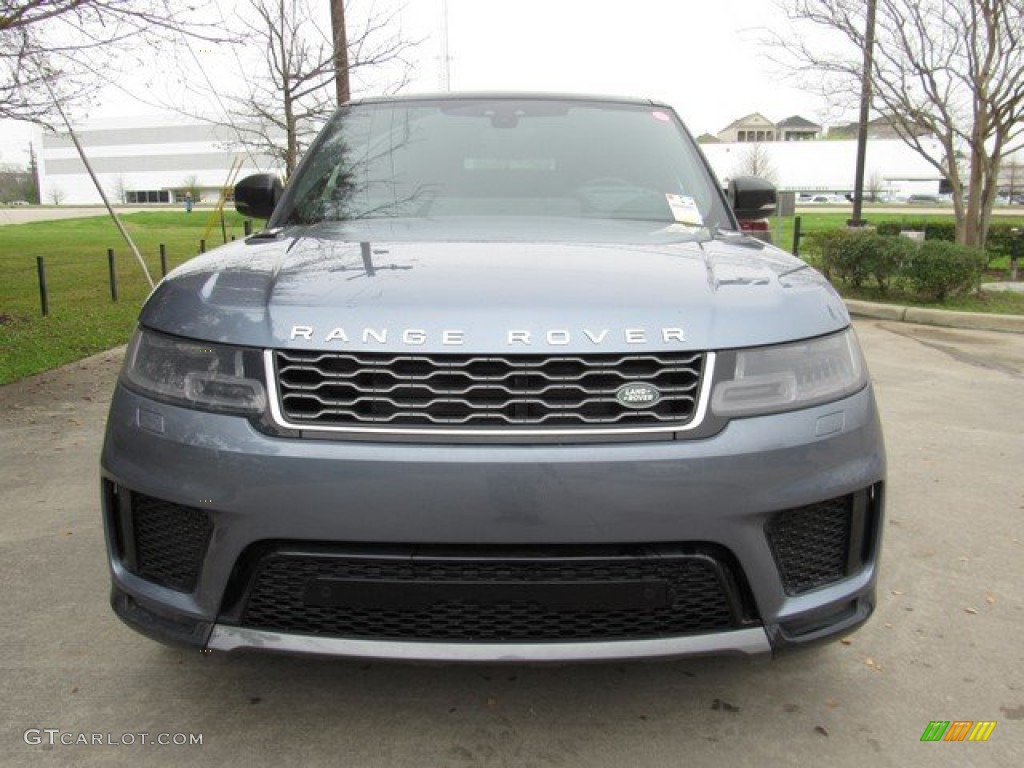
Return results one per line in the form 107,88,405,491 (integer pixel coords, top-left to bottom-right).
711,329,867,417
122,328,267,414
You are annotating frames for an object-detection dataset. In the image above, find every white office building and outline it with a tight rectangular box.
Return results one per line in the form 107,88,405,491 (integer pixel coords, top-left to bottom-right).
700,138,946,198
39,115,281,206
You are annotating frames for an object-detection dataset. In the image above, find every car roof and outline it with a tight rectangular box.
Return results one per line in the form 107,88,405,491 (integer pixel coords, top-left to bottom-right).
348,92,671,110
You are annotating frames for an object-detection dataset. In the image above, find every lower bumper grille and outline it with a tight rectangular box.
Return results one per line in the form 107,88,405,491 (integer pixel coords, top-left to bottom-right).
235,545,756,642
765,489,878,595
114,488,213,592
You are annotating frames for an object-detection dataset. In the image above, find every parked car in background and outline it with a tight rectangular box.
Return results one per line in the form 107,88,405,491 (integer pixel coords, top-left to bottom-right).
802,194,847,205
907,194,940,205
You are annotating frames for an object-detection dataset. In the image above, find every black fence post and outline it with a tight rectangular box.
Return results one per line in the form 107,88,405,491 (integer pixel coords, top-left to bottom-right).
107,248,119,301
37,256,49,316
199,239,206,254
243,220,252,237
1011,228,1020,281
159,243,168,277
792,216,802,258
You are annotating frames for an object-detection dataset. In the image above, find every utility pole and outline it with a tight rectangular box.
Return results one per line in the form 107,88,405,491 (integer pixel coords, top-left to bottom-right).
849,0,876,228
331,0,350,105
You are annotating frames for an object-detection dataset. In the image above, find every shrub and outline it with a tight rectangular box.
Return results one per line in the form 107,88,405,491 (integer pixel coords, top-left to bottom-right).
985,222,1024,260
875,219,1022,264
808,229,910,291
804,228,990,300
870,235,919,291
899,240,988,300
803,229,853,279
875,219,956,242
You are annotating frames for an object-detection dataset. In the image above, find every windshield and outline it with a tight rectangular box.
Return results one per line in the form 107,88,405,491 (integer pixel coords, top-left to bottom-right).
277,97,733,232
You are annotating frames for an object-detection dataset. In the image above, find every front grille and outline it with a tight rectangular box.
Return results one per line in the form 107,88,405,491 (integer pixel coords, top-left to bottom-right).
127,493,213,592
273,350,705,430
765,496,853,595
236,546,754,642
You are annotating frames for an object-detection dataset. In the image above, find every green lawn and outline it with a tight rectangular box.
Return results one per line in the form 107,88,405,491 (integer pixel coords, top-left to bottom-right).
1,210,1022,385
0,211,251,384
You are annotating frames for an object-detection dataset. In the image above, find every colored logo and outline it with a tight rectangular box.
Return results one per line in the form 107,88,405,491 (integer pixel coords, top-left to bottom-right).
920,721,996,742
615,383,662,409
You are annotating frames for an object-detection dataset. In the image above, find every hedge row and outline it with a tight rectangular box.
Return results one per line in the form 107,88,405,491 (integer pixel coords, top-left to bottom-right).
874,219,1021,259
805,230,988,300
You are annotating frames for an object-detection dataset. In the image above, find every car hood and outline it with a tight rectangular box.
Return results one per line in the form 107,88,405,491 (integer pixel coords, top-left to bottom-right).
141,219,849,353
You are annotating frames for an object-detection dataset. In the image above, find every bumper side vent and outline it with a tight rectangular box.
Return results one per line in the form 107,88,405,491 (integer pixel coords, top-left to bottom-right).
765,494,856,595
116,488,213,592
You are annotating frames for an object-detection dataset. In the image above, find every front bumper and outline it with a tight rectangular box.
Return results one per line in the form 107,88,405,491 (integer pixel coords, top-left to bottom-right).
101,382,885,661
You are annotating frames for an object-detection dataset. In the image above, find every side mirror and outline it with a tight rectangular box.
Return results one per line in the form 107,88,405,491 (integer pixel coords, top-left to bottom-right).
728,176,777,220
235,174,283,220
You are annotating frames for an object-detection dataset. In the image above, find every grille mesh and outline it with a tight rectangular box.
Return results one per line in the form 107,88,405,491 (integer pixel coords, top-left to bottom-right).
239,548,745,642
274,350,704,430
131,494,213,592
765,496,852,595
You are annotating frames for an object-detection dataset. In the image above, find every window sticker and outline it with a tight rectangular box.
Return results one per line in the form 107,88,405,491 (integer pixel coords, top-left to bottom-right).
651,111,671,123
665,193,703,226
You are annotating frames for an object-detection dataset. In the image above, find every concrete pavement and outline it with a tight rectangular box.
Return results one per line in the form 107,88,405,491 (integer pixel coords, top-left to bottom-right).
1,320,1022,767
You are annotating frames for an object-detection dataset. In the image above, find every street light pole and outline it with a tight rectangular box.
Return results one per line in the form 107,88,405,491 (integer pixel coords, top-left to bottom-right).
849,0,877,228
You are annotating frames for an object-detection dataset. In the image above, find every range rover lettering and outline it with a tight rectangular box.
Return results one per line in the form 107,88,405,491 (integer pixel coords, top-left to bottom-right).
100,94,885,661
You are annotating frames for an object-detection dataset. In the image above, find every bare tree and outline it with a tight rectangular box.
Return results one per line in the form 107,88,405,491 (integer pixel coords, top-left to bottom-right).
176,0,415,178
111,174,128,204
772,0,1024,248
182,174,200,199
733,143,778,184
0,162,32,202
47,185,64,205
0,1,225,125
866,170,886,202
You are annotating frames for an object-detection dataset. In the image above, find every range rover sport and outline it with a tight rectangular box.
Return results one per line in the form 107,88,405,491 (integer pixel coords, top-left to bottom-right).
100,94,885,661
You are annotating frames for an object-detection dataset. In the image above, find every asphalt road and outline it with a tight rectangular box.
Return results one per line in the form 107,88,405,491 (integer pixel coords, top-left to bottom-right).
1,320,1022,767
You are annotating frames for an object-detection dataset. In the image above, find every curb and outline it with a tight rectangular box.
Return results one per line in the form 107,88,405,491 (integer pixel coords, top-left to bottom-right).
845,299,1024,334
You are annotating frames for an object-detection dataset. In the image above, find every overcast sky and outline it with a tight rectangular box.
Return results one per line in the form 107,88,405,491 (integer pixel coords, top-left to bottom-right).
0,0,829,168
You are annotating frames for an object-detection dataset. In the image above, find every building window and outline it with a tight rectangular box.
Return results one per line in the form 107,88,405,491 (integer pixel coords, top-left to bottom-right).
125,190,170,204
